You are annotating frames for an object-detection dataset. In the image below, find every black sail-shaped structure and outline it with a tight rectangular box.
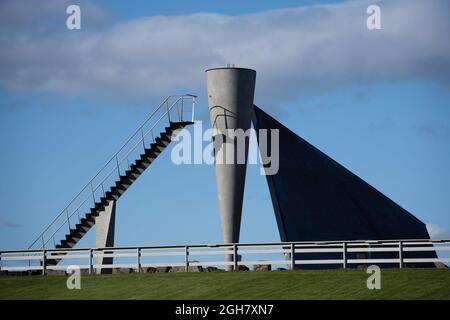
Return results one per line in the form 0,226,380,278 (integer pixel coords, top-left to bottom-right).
253,105,436,267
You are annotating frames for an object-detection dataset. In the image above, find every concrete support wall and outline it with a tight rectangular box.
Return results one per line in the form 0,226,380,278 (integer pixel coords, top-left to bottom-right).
95,200,116,274
206,67,256,269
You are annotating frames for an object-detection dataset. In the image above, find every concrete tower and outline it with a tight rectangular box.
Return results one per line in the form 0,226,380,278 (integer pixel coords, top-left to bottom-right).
206,67,256,253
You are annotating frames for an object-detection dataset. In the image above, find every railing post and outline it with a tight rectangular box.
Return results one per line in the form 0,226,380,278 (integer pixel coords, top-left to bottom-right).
166,100,171,122
141,128,145,149
180,98,184,121
399,241,403,269
42,250,46,276
137,247,141,273
65,209,71,232
89,249,93,275
233,244,238,271
115,155,120,176
343,242,347,269
290,243,295,270
101,184,105,197
191,97,195,122
90,182,95,204
185,246,189,272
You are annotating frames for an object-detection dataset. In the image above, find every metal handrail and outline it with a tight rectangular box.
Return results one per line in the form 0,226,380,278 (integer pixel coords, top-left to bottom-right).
28,94,197,250
39,96,191,247
12,239,450,254
2,239,448,275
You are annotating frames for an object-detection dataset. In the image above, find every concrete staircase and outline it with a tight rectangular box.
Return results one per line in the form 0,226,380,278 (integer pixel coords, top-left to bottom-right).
28,95,196,265
56,122,191,250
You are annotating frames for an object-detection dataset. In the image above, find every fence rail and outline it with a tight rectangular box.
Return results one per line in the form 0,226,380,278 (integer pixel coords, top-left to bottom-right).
2,239,449,275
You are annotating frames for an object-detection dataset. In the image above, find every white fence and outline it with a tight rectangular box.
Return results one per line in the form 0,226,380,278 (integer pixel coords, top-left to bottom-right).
1,239,449,275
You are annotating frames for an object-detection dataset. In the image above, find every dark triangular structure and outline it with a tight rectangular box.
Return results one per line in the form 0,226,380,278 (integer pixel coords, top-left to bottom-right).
253,105,435,267
253,105,431,241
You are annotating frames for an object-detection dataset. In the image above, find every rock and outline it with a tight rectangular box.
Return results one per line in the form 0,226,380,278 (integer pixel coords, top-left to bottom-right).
434,262,448,268
168,265,204,272
155,266,171,273
254,264,271,272
112,268,134,274
186,261,203,272
141,267,156,273
169,266,185,273
238,265,249,271
80,269,90,275
188,265,203,272
206,266,224,272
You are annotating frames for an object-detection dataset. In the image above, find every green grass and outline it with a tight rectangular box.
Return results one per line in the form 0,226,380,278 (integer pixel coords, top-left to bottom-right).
0,268,449,300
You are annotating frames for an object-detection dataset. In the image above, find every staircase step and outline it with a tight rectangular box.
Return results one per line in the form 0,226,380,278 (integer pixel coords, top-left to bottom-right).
135,159,150,169
105,191,119,200
144,147,158,155
125,170,140,179
110,186,125,196
60,240,75,248
115,181,130,190
139,156,155,165
66,234,80,242
100,196,109,204
150,143,166,152
89,209,100,217
81,218,95,227
70,228,85,236
156,136,171,146
75,224,90,233
93,203,105,212
130,163,145,173
120,174,135,183
86,213,95,220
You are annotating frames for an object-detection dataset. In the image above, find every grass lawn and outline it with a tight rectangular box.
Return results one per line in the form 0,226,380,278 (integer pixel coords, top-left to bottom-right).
0,268,449,300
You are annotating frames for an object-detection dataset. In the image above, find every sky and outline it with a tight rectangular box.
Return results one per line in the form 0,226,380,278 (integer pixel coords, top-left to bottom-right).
0,0,449,253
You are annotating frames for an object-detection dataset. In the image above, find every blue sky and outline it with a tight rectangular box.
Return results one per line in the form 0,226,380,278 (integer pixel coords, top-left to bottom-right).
0,0,449,251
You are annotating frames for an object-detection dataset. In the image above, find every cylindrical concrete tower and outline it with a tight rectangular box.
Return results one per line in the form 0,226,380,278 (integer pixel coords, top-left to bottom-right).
206,67,256,252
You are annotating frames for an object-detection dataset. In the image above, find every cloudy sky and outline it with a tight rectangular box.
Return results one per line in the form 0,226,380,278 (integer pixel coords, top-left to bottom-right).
0,0,449,250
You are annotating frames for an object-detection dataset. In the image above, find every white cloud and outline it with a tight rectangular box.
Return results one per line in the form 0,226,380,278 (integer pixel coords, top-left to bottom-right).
426,223,450,239
0,0,449,105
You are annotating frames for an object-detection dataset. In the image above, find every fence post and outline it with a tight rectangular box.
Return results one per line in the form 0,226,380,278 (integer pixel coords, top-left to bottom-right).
233,244,238,271
66,209,71,232
137,248,141,273
185,246,189,272
191,96,196,122
42,250,46,276
399,241,403,269
166,100,171,122
89,249,93,275
290,243,295,270
343,242,347,269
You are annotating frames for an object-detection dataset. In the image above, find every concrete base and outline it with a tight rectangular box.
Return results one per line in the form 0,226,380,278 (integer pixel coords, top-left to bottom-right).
95,200,116,274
